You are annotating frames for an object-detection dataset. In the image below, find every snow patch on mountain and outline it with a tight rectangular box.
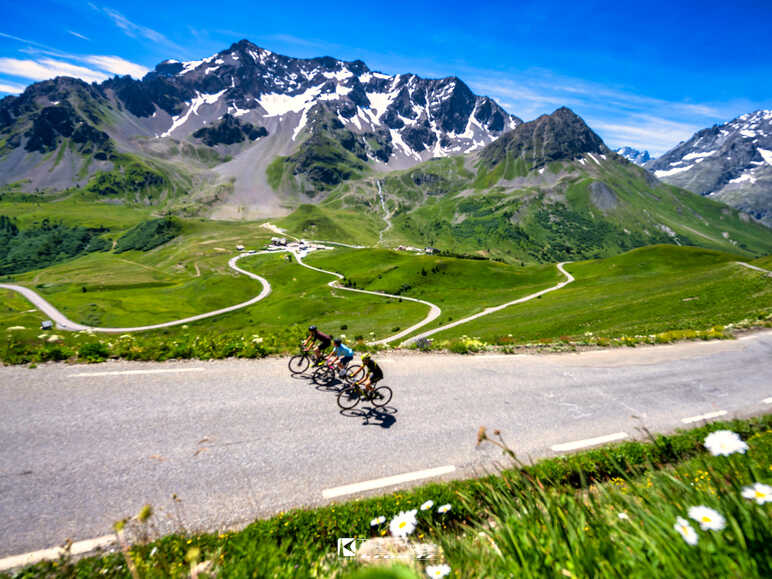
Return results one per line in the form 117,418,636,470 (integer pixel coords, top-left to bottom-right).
161,89,227,138
655,164,693,177
758,148,772,165
258,86,323,116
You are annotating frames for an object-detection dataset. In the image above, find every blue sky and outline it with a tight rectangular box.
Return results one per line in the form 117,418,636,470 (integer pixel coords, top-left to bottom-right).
1,0,770,155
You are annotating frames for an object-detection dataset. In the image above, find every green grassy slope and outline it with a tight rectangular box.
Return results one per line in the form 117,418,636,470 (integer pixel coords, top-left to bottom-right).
429,245,772,342
0,198,153,231
751,255,772,269
235,252,425,341
5,218,272,325
313,155,772,262
275,203,383,246
305,248,562,330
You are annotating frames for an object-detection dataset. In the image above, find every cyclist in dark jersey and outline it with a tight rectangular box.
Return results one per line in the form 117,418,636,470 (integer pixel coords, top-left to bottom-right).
356,352,383,393
303,325,332,362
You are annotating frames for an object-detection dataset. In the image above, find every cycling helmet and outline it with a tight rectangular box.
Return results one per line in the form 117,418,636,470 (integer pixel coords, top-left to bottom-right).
308,325,317,332
361,352,371,361
333,337,342,345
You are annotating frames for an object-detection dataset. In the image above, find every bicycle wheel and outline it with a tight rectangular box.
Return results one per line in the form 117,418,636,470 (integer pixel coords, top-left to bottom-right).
313,365,334,385
288,354,309,374
371,386,392,407
337,385,362,410
344,364,365,384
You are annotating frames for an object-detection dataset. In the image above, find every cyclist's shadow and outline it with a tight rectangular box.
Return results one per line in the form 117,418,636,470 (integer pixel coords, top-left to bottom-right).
341,406,398,428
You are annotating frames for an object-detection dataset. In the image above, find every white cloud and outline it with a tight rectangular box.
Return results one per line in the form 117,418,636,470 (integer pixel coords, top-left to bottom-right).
0,82,25,94
84,55,149,78
589,117,702,155
0,57,108,83
102,7,167,43
90,5,184,53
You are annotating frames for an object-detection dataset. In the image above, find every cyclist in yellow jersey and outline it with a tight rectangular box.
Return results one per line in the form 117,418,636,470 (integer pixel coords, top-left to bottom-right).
356,352,383,394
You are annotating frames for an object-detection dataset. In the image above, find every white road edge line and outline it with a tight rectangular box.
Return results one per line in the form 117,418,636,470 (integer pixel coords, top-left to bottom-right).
69,368,205,378
551,432,628,452
0,534,115,572
681,410,728,424
322,465,456,499
762,397,772,404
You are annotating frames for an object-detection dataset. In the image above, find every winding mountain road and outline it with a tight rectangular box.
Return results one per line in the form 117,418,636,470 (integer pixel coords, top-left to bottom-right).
0,254,271,333
290,250,442,344
0,331,770,564
400,262,575,345
2,254,767,345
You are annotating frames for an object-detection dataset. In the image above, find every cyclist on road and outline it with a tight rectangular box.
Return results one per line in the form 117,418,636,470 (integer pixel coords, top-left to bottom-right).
303,325,332,362
327,337,354,378
356,352,383,394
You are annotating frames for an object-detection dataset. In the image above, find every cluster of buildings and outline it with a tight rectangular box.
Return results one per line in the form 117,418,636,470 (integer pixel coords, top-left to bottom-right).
264,237,332,257
395,245,438,255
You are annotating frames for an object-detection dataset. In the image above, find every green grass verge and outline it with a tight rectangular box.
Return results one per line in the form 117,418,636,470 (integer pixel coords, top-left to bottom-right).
7,415,770,577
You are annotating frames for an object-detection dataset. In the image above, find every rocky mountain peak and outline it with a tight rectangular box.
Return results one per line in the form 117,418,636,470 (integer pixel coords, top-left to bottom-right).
616,146,651,165
480,107,607,167
646,109,772,226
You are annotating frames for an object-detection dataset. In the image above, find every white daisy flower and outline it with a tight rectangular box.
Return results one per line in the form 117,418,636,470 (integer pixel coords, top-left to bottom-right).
420,500,434,511
618,512,629,520
389,509,417,538
437,504,451,514
674,516,698,545
703,430,748,456
688,506,726,531
370,515,386,526
426,564,451,578
741,483,772,505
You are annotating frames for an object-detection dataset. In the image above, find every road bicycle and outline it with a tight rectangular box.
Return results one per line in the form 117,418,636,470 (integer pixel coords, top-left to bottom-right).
288,344,316,374
336,382,393,409
313,360,362,386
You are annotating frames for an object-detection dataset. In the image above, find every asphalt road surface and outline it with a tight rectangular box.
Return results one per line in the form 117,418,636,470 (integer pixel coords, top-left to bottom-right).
1,332,770,558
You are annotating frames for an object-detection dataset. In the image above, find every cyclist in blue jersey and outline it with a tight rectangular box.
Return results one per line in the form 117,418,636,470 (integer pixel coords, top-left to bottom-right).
327,337,355,378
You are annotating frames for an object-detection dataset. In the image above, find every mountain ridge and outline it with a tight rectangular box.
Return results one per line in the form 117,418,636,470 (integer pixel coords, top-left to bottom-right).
0,39,522,213
646,110,772,227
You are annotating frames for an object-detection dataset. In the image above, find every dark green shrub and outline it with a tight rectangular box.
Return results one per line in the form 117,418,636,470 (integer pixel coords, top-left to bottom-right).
77,341,110,362
114,217,182,253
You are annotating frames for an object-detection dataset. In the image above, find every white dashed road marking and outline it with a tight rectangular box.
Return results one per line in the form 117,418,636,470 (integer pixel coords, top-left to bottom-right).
322,465,456,499
69,368,205,378
550,432,629,452
681,410,728,424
